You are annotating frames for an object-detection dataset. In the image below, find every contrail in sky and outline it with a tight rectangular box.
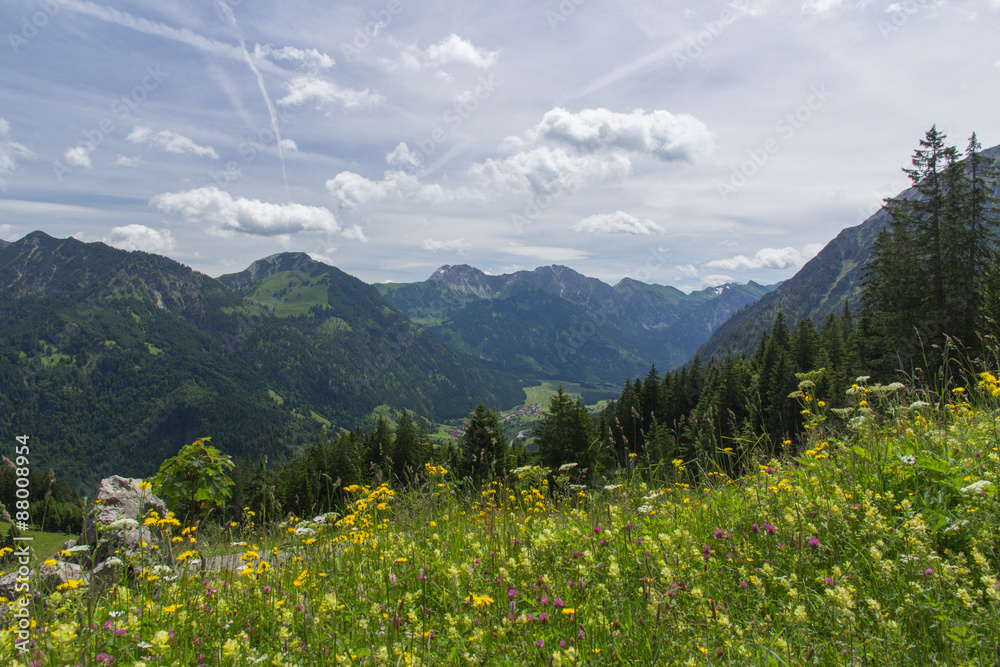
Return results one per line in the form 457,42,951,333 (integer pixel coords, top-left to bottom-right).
216,0,291,200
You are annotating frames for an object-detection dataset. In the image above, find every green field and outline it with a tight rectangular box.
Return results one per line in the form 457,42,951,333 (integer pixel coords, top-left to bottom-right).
0,521,71,566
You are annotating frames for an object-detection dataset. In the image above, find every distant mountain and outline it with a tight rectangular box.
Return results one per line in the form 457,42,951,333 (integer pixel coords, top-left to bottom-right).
697,143,1000,361
0,234,522,489
378,265,773,383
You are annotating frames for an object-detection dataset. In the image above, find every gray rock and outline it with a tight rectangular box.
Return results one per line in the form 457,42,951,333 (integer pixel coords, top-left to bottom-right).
36,561,88,594
77,476,171,566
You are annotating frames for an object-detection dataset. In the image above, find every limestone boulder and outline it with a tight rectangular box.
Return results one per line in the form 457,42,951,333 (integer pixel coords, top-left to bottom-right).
78,476,170,565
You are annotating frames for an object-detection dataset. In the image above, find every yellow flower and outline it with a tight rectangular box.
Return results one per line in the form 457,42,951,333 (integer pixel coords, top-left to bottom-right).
50,623,78,645
151,629,171,653
43,558,58,567
138,481,152,491
469,594,494,610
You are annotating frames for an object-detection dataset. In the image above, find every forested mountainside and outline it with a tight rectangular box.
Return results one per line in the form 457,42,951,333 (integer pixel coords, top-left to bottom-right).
0,234,521,488
379,264,772,382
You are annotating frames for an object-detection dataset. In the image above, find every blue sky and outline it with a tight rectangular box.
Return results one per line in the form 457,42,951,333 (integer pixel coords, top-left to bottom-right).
1,0,998,290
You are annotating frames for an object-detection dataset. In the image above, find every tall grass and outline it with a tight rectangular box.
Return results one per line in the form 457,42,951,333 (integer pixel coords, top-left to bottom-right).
1,377,998,665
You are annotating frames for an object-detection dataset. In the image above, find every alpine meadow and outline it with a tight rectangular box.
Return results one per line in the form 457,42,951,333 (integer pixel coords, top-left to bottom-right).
2,1,1000,665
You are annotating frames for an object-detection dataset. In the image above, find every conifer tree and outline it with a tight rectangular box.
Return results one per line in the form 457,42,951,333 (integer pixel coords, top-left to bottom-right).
534,386,600,475
460,403,507,486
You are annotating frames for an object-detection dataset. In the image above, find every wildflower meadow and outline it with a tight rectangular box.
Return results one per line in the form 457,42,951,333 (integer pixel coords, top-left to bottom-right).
2,375,999,665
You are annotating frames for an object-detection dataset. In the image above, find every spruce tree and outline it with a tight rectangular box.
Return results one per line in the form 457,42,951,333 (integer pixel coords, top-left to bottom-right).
460,403,507,486
534,386,600,476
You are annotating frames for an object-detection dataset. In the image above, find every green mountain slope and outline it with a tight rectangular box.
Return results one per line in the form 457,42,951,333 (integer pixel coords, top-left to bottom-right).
0,234,522,489
698,143,1000,361
378,265,773,381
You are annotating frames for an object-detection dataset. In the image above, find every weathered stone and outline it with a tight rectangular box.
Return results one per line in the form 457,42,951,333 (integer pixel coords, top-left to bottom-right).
0,569,38,605
78,476,170,565
36,561,88,594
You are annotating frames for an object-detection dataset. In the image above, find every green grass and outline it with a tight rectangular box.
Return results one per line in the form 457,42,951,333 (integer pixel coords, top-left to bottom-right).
0,521,71,567
3,378,999,665
245,272,331,317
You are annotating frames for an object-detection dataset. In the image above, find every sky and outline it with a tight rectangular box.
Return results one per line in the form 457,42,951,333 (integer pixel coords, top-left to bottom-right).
1,0,998,292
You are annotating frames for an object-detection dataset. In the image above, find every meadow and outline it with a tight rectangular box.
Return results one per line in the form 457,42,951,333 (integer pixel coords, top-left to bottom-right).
1,374,998,665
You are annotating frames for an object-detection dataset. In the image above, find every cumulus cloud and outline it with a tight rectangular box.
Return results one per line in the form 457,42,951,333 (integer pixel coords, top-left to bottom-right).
385,142,422,168
326,170,419,209
422,238,471,252
470,146,631,196
325,169,473,208
382,34,498,71
253,44,334,70
277,76,384,110
64,145,94,169
706,246,813,271
105,224,175,253
126,126,218,159
572,211,662,235
150,186,347,237
0,118,34,176
533,107,713,162
280,138,298,152
425,34,499,68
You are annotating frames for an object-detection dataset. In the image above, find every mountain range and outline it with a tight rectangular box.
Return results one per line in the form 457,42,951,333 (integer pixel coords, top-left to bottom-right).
377,265,772,384
0,233,521,487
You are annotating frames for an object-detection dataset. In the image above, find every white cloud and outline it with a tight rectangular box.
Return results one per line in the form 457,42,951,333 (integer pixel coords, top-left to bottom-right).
277,76,384,110
533,107,713,162
422,238,471,252
382,34,499,71
499,244,591,262
326,170,418,208
253,44,334,70
115,155,144,167
705,246,811,271
150,186,347,237
425,34,499,68
572,211,662,235
280,139,298,152
385,142,422,168
105,224,175,253
64,145,94,169
126,126,218,159
0,118,34,176
326,169,471,208
470,146,631,196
